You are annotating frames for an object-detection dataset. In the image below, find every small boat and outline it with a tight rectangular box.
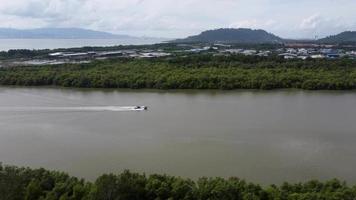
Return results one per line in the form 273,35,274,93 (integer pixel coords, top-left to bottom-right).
133,106,148,111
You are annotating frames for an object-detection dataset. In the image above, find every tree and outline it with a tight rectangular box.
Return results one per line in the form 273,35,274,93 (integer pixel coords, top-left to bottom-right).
25,180,43,200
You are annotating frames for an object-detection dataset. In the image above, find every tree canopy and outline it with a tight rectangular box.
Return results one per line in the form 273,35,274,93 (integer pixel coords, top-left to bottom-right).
1,164,356,200
0,55,355,90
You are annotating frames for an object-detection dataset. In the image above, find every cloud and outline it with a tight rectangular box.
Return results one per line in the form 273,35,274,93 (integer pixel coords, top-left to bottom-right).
230,19,277,30
0,0,355,38
299,14,322,30
293,14,355,38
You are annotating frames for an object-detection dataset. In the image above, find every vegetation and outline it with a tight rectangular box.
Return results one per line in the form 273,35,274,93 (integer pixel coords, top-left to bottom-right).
172,28,283,44
1,163,356,200
318,31,356,44
0,55,355,90
0,49,49,60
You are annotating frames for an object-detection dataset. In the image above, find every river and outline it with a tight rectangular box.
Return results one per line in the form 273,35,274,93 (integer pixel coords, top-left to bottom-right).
0,87,355,184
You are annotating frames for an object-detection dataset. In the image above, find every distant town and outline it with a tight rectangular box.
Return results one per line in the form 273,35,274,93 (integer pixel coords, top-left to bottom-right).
1,42,355,67
1,28,356,67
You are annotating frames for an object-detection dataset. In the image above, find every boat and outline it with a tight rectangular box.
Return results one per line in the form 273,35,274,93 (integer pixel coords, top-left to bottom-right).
133,106,148,111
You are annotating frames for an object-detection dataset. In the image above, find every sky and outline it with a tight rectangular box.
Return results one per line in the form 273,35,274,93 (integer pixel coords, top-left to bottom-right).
0,0,355,39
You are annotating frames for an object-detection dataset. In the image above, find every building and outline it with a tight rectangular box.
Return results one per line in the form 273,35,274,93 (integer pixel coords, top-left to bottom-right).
311,54,325,59
278,53,297,59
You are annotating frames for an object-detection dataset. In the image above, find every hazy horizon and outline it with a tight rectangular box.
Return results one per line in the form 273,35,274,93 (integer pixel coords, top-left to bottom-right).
0,0,355,39
0,26,354,41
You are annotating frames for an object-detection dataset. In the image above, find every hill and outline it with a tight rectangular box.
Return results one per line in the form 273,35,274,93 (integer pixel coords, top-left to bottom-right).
0,28,135,39
172,28,283,44
318,31,356,44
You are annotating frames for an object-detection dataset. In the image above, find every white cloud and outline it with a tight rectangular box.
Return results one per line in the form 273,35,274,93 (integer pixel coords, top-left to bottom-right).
292,14,355,38
299,14,322,30
0,0,355,38
230,19,277,30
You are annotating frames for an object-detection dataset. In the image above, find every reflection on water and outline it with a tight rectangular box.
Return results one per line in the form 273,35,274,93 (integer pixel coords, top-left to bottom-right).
0,87,355,184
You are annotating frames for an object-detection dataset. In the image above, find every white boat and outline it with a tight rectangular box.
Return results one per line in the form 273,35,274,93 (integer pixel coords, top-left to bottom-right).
133,106,148,111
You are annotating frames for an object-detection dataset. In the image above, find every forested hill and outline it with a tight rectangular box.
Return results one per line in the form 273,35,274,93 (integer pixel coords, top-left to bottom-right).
173,28,283,44
318,31,356,44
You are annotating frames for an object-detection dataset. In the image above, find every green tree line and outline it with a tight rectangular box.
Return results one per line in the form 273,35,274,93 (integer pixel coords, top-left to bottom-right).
0,55,355,90
1,164,356,200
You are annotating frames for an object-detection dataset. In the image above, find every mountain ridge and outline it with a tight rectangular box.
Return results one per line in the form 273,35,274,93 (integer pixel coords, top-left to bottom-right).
0,28,135,39
172,28,356,44
317,31,356,44
1,27,355,44
172,28,283,44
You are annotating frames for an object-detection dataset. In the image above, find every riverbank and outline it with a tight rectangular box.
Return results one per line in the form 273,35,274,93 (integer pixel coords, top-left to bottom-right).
0,56,355,90
1,163,355,200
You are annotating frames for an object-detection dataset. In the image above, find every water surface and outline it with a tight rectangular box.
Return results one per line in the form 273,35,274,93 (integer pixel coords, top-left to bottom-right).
0,87,355,184
0,38,163,51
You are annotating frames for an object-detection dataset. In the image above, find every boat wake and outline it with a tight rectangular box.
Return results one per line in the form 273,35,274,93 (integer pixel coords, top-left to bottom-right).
0,106,147,112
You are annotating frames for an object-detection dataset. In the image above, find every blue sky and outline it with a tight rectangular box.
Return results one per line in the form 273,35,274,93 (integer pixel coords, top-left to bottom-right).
0,0,355,38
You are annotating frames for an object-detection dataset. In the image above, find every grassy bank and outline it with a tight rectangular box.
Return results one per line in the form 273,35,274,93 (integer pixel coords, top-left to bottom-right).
1,164,356,200
0,55,355,90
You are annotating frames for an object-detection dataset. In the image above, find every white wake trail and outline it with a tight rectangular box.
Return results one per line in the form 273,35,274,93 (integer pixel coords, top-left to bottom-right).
0,106,144,112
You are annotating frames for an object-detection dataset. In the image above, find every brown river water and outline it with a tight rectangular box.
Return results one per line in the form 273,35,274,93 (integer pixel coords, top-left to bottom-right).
0,87,355,184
